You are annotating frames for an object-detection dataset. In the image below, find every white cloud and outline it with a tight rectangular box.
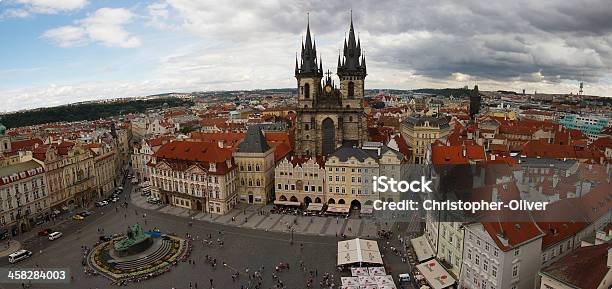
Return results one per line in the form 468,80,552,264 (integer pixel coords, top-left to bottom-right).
15,0,88,14
42,8,141,48
42,25,86,47
2,8,31,18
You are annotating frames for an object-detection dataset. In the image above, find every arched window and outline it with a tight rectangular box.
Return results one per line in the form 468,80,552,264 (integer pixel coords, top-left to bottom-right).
256,179,261,186
304,83,310,99
305,124,309,130
349,116,353,122
255,164,260,171
348,81,354,98
248,179,253,186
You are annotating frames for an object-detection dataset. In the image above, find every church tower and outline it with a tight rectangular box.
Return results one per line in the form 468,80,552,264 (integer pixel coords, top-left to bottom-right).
294,14,368,157
337,13,367,110
295,17,323,110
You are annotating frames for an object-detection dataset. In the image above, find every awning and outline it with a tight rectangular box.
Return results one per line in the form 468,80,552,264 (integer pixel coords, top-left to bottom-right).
368,267,386,276
411,235,435,262
306,203,324,211
358,276,377,285
341,277,360,287
415,260,456,289
360,205,374,214
273,200,301,206
337,238,383,265
328,204,351,213
351,267,370,276
374,275,395,286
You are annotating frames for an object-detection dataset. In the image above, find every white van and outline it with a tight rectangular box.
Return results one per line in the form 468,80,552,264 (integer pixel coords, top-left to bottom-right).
398,273,411,282
8,250,32,263
48,231,63,241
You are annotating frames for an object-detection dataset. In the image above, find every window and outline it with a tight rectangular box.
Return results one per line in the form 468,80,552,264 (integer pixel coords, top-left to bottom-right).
304,83,310,99
483,259,488,271
467,249,472,260
514,248,520,256
512,264,519,277
492,266,497,277
348,81,354,98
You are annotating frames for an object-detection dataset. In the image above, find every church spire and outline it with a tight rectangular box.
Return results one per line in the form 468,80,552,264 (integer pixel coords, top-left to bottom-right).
337,11,366,76
297,13,321,76
295,53,299,76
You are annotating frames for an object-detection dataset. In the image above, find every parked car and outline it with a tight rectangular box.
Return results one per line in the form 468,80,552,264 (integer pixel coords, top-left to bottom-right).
38,228,53,236
96,200,109,207
8,250,32,263
72,214,84,221
147,197,161,204
48,231,63,241
78,210,92,217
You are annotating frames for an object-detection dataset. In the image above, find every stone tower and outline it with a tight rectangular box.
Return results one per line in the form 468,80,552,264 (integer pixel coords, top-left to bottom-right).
294,15,368,157
469,85,481,120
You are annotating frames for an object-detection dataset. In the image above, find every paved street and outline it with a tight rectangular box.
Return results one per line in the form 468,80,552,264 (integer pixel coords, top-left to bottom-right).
0,177,419,289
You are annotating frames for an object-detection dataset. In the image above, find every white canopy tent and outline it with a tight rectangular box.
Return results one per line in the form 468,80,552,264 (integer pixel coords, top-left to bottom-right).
415,259,456,289
411,235,435,262
337,238,383,266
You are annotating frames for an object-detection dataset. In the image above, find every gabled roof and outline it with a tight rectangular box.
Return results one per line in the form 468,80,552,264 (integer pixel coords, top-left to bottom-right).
540,243,612,289
481,212,544,251
10,138,43,152
430,145,486,164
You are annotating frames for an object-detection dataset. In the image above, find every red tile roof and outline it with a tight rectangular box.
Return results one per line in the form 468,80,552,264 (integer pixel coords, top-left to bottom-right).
10,138,43,152
520,140,603,161
482,213,544,251
541,243,612,289
430,145,486,164
153,141,234,175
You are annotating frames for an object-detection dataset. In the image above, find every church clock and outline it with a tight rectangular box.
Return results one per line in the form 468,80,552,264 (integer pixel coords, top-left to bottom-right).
324,84,333,93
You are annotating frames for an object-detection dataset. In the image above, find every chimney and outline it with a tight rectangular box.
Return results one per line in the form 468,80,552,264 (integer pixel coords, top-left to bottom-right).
218,140,224,148
462,146,467,157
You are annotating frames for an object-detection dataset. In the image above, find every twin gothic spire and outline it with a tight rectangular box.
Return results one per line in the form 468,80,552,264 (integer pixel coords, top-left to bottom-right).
295,12,366,78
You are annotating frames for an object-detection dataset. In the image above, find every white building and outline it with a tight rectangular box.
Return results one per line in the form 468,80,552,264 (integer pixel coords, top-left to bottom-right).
460,219,544,289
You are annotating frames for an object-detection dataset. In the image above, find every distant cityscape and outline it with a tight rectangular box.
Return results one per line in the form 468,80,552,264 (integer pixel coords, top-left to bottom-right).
0,11,610,289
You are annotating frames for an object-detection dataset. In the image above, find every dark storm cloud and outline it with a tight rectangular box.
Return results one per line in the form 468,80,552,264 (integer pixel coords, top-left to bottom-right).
164,0,612,84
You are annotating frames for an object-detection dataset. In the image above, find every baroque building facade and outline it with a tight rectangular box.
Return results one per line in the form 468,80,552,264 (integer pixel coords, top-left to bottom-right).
294,17,368,156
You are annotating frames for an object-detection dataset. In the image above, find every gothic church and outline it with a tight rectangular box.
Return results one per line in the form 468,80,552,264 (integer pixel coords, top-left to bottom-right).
294,16,368,156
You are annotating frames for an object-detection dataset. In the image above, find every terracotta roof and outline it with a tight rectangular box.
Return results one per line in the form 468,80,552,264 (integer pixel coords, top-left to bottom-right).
482,213,544,251
590,137,612,152
155,141,232,163
393,134,411,159
272,143,292,163
10,138,43,152
147,136,173,147
430,145,486,164
520,140,602,161
540,243,612,289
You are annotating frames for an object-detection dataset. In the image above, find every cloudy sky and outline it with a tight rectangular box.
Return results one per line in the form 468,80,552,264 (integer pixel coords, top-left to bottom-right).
1,0,611,112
